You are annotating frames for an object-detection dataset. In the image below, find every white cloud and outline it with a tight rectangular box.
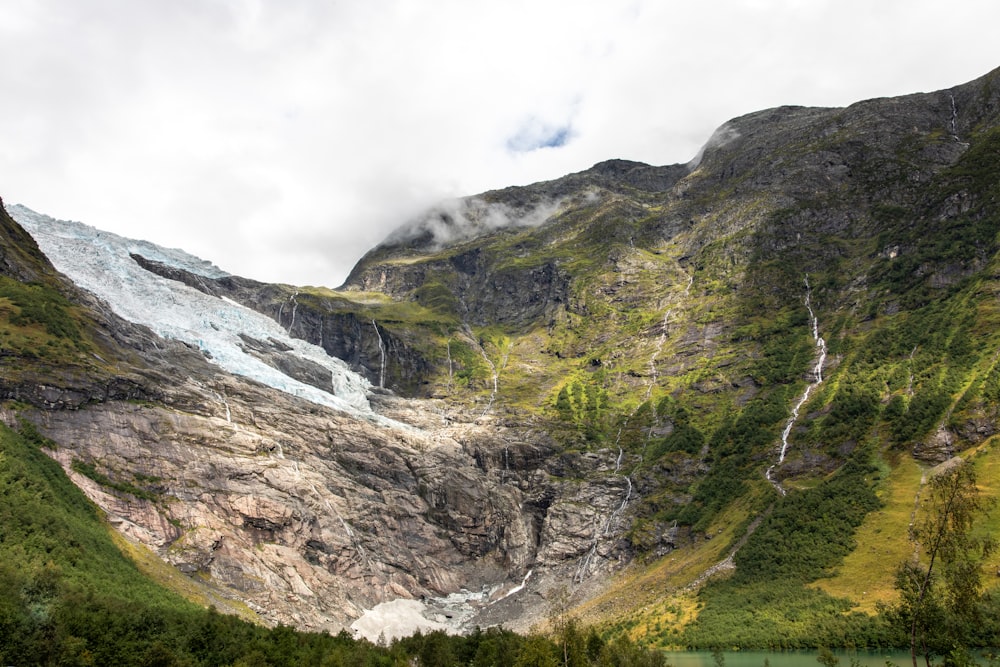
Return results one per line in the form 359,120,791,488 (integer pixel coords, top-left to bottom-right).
384,196,566,251
2,0,999,286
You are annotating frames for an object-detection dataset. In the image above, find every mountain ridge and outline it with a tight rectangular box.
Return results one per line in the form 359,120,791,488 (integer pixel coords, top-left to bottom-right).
4,64,1000,650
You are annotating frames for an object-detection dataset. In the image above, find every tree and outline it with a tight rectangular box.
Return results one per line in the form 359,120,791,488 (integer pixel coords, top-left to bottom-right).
816,646,839,666
886,459,996,667
513,636,559,667
545,587,586,667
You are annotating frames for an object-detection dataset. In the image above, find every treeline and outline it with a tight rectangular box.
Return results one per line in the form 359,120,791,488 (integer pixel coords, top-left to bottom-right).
0,419,665,666
679,453,893,650
0,592,667,667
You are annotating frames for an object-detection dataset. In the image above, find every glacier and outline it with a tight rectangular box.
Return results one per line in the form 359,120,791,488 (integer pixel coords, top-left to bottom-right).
11,205,382,421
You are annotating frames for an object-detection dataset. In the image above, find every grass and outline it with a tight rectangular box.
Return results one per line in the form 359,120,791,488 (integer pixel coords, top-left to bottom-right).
7,93,1000,652
109,530,260,623
967,437,1000,577
576,484,764,642
809,453,924,612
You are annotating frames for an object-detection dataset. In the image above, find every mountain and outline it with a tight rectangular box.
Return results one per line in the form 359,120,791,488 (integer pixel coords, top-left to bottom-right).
5,203,592,637
4,65,1000,650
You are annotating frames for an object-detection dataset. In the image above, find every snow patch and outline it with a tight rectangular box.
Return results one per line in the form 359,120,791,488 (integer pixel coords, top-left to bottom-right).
350,599,452,642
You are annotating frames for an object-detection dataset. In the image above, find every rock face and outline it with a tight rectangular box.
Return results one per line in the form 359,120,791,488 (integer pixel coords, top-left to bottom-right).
6,65,1000,639
2,200,634,633
16,366,634,632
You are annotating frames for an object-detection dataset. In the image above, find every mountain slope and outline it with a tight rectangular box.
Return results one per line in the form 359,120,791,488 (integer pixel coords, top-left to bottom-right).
5,65,1000,649
5,202,641,638
280,66,1000,643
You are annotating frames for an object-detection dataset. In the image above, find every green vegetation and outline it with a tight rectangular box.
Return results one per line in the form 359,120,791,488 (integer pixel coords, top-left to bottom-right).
0,276,87,362
0,420,666,665
881,461,998,666
70,458,160,501
6,72,1000,657
0,277,82,342
554,377,610,441
325,108,1000,652
679,456,890,650
313,103,1000,653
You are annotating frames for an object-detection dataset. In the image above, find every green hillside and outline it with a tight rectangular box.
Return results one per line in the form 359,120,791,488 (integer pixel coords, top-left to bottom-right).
4,67,1000,659
327,67,1000,651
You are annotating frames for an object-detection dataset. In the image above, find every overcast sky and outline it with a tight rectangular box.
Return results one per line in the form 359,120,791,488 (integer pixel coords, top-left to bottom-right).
3,1,999,287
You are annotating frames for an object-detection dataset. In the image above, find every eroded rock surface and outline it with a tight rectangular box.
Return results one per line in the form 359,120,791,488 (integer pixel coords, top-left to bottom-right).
20,370,632,633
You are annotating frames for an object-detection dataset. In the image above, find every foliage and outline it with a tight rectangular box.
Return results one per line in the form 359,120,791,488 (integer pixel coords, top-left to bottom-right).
881,461,997,665
0,420,668,666
0,275,92,365
677,455,891,650
7,74,1000,658
682,580,891,650
70,458,159,501
0,277,82,342
732,458,881,584
554,378,610,441
673,387,792,531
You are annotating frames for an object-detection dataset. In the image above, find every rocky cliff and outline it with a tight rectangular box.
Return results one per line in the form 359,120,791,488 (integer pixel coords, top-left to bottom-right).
2,201,642,636
5,65,1000,644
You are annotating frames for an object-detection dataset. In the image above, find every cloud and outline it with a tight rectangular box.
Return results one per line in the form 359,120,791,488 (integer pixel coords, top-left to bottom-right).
2,0,1000,286
687,124,742,171
384,197,564,251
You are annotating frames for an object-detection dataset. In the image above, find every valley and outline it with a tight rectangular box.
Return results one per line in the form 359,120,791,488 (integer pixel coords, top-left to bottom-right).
3,65,1000,663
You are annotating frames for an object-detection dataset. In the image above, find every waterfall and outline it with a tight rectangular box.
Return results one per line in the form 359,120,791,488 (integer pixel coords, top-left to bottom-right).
766,276,827,493
371,320,386,389
574,518,602,583
949,93,959,136
604,475,633,537
207,388,233,423
219,391,232,423
645,308,670,401
307,479,371,567
462,326,498,419
278,290,299,334
500,570,532,600
576,270,693,581
446,340,454,391
575,428,632,582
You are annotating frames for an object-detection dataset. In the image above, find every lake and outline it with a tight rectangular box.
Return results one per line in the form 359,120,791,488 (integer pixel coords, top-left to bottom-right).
663,649,997,666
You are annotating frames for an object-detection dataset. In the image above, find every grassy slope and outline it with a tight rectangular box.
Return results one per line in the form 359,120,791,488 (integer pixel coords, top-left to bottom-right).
330,85,1000,648
0,422,197,610
5,74,1000,652
810,454,925,613
0,420,197,663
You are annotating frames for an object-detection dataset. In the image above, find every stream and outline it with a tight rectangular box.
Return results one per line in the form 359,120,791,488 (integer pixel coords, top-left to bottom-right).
766,276,827,493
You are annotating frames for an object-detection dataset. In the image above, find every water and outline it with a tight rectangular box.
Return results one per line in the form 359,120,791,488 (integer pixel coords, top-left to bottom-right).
663,649,995,666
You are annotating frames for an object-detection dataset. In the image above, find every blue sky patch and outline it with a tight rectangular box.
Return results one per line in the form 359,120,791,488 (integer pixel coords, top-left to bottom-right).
505,119,574,153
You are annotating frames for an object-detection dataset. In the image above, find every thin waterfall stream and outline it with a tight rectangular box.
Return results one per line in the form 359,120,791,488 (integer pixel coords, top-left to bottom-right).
371,320,387,389
575,270,692,582
766,277,827,494
278,290,299,334
695,278,829,589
